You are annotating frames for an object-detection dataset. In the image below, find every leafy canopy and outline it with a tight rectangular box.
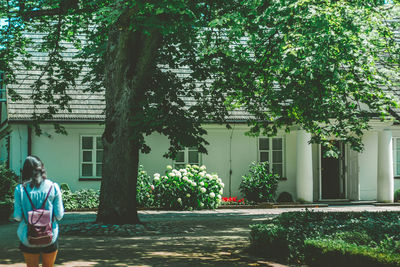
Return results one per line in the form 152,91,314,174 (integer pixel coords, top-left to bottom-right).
1,0,399,156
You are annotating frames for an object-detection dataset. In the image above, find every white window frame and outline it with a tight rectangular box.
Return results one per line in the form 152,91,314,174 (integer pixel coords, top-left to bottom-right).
257,137,285,177
393,138,400,177
173,147,201,169
80,135,103,179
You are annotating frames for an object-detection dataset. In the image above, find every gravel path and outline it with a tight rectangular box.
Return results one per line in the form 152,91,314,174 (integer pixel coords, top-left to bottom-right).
1,205,399,267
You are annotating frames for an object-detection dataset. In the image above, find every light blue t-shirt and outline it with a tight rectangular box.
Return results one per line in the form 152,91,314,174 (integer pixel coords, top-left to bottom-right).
13,179,64,247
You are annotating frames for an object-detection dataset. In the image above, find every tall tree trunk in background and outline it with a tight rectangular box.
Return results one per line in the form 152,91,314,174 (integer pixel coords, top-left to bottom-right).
96,12,161,224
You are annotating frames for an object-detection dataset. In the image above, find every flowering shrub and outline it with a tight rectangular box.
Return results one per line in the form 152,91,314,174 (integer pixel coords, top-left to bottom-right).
152,164,224,210
136,165,155,207
240,162,280,203
221,196,245,205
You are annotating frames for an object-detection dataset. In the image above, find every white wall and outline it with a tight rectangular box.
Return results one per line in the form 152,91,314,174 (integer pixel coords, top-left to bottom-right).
279,131,297,199
203,126,297,198
358,131,378,200
391,130,400,193
9,124,29,177
139,133,175,177
201,127,232,196
221,127,256,197
16,121,400,202
31,124,103,191
25,123,298,199
139,126,298,199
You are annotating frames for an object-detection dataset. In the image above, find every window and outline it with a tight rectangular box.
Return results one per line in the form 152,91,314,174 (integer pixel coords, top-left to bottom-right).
174,147,201,169
258,137,285,177
80,136,103,178
393,138,400,177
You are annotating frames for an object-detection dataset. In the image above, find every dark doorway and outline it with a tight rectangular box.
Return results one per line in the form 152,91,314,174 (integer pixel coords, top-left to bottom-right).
321,142,346,199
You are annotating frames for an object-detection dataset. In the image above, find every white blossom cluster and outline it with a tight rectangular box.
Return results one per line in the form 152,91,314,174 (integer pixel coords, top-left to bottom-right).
150,164,224,210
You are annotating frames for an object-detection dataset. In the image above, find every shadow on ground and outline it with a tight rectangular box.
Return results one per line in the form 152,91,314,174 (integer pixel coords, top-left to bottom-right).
0,215,278,267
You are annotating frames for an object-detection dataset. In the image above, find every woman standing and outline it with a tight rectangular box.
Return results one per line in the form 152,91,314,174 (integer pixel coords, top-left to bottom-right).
13,156,64,267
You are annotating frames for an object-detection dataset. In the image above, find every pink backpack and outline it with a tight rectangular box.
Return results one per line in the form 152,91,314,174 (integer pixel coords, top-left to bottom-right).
23,184,53,245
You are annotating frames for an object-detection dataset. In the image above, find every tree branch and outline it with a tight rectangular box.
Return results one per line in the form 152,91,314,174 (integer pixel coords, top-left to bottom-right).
21,8,64,19
10,0,92,20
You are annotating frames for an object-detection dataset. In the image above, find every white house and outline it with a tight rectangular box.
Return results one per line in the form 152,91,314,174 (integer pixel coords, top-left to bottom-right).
1,85,400,203
1,36,399,203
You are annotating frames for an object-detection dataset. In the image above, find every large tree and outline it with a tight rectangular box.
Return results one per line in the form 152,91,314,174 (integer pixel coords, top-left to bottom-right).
1,0,399,224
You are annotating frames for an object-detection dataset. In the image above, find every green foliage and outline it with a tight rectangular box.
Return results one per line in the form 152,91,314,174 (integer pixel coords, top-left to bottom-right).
379,235,400,254
152,165,224,210
239,162,279,203
332,231,374,246
205,0,400,153
136,165,155,208
0,165,18,221
61,189,99,211
0,165,18,203
0,0,399,154
394,189,400,202
60,183,71,191
249,223,289,261
2,0,400,222
304,239,400,267
249,211,400,264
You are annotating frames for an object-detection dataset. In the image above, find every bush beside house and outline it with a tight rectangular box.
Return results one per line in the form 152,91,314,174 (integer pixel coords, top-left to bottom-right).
136,166,155,208
239,162,280,203
249,211,400,265
394,189,400,202
304,239,400,267
63,164,224,211
152,165,224,210
0,165,18,222
61,188,100,211
63,162,285,210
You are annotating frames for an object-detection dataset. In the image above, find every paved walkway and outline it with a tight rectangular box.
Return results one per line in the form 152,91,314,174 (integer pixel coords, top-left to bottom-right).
1,205,399,267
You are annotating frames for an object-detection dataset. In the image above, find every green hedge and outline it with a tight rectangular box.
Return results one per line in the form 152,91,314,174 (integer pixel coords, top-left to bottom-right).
249,211,400,264
249,223,289,261
304,239,400,267
61,189,99,211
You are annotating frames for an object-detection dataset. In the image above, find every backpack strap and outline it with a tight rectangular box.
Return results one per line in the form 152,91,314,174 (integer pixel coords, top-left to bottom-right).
23,182,54,210
20,185,27,224
23,184,36,210
40,183,53,209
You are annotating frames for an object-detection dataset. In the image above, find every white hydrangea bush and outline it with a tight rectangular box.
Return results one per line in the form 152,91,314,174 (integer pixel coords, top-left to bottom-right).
136,165,155,208
152,164,224,210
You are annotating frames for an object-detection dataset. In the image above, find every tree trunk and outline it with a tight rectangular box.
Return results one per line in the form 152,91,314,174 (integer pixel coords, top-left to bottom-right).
96,12,162,224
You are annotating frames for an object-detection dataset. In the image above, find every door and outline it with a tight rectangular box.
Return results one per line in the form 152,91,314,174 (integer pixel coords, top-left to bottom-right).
321,142,346,199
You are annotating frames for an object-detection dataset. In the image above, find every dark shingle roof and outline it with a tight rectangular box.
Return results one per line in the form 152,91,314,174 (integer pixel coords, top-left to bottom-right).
7,76,105,121
5,32,400,123
6,33,252,122
6,33,105,122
